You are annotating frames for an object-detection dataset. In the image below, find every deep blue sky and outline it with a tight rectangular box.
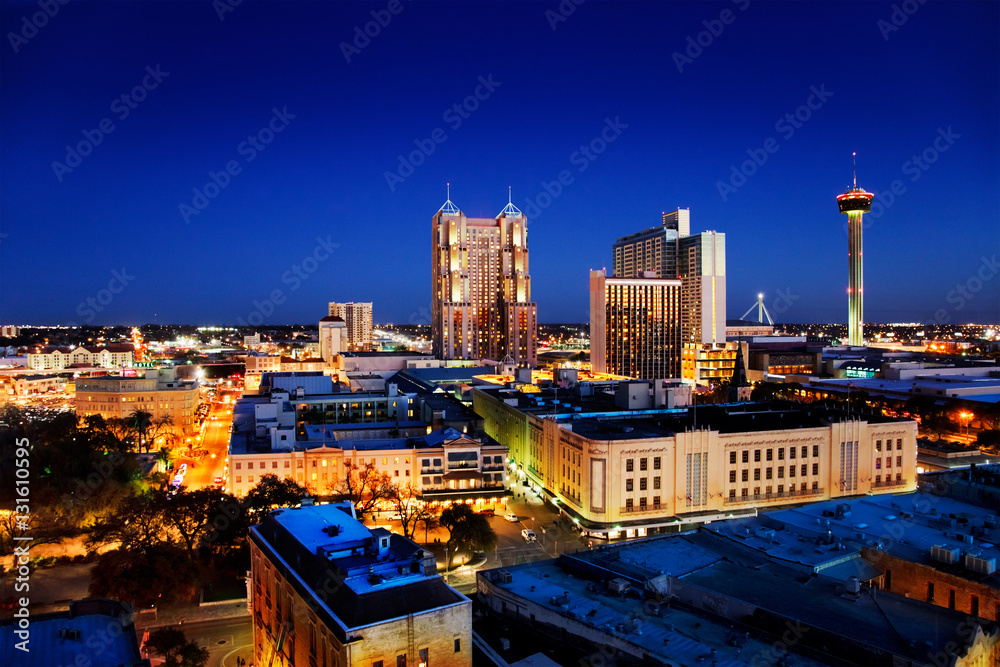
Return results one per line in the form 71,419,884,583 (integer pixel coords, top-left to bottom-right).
2,0,998,327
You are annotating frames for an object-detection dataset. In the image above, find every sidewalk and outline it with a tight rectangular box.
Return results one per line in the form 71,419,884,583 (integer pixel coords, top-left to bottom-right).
133,598,250,631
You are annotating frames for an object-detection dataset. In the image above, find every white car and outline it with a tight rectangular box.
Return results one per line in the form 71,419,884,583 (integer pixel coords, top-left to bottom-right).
504,513,519,523
521,529,536,543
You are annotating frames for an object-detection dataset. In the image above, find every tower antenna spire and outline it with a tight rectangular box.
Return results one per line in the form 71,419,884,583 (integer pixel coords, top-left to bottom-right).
852,152,857,189
508,185,512,205
447,182,451,200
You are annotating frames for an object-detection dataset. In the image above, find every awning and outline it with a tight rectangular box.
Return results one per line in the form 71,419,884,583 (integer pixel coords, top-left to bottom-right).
442,470,484,481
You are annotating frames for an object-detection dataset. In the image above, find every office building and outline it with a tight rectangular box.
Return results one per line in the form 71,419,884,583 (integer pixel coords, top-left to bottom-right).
679,231,726,345
329,302,373,351
611,210,726,346
249,502,471,667
681,341,747,385
612,208,689,279
589,270,682,379
75,367,200,437
431,189,537,366
838,156,874,347
474,384,918,538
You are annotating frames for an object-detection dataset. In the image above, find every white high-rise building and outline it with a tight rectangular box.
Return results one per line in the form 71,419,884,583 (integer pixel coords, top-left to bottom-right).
318,315,346,362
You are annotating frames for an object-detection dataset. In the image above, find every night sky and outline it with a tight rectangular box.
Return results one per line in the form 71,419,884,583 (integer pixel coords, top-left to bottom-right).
2,0,998,327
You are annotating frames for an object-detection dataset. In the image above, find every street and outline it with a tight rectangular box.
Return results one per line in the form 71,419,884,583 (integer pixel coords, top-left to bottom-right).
142,616,252,667
176,399,233,489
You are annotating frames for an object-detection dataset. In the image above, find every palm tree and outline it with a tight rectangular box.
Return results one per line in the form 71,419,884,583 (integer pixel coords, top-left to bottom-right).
154,446,172,473
128,410,153,453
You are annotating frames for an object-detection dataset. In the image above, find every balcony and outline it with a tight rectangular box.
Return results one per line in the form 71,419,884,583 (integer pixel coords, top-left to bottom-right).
872,478,907,489
724,488,825,505
620,503,663,514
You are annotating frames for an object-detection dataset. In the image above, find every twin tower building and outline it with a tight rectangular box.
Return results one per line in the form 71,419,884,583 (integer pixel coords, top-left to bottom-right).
431,189,725,378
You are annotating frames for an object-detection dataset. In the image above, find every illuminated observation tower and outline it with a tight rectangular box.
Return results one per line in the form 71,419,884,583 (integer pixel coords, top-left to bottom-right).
837,153,874,347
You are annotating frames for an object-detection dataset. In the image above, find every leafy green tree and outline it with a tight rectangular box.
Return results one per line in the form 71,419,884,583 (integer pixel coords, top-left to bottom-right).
388,483,435,541
440,503,497,569
145,628,209,667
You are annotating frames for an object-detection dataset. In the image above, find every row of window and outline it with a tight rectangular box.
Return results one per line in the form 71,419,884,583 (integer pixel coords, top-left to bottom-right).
625,457,661,472
730,464,820,482
625,476,661,492
732,445,820,465
728,482,819,498
624,496,660,509
875,439,904,451
874,457,903,470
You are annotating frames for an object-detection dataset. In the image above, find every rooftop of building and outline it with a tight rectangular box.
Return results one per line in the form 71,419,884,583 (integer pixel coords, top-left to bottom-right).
480,556,827,667
251,503,466,636
712,490,1000,589
494,524,998,663
32,343,134,354
0,599,147,667
476,386,905,435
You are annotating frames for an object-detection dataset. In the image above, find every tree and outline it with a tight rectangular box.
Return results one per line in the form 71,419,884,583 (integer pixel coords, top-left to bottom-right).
388,483,435,541
128,410,154,452
146,415,177,451
976,430,1000,451
86,491,173,553
90,543,198,607
244,474,307,525
145,628,210,667
334,461,394,519
440,503,497,570
163,487,230,557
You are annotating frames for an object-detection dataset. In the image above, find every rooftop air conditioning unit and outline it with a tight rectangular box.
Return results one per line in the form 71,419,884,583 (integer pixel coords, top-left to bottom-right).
965,554,997,575
931,545,960,565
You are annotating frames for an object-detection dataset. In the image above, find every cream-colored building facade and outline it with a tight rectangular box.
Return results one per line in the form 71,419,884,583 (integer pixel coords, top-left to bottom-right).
28,344,134,370
74,368,200,436
474,385,917,538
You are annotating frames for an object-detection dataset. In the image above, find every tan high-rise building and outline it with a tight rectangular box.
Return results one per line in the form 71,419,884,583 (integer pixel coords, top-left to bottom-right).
432,190,537,366
590,270,682,379
328,302,373,351
612,210,726,346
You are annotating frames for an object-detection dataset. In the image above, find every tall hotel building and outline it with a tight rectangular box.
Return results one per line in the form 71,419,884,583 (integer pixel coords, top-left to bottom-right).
590,270,682,379
328,302,373,351
611,209,725,346
432,190,537,366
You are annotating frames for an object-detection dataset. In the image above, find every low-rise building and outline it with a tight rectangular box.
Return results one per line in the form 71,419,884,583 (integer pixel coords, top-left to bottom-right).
249,501,471,667
28,343,134,370
75,367,200,437
0,599,149,667
5,373,63,396
475,384,918,538
477,511,1000,666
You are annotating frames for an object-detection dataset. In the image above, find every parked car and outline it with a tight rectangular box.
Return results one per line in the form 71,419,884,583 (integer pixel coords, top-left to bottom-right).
504,513,519,523
477,508,495,517
521,529,536,543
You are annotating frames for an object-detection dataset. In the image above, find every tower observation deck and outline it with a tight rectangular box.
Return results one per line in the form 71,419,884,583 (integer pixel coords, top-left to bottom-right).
837,154,874,347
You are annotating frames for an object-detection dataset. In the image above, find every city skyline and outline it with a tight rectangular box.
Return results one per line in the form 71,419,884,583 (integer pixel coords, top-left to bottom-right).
1,1,998,326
